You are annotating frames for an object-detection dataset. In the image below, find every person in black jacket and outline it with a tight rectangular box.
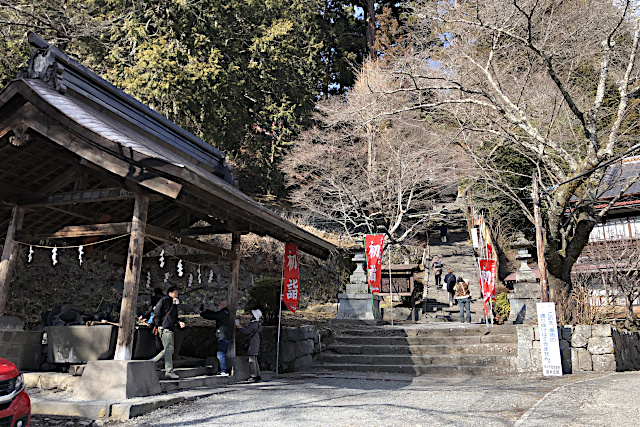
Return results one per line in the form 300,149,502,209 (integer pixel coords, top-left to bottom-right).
444,270,457,307
200,299,232,376
151,286,185,379
237,309,264,382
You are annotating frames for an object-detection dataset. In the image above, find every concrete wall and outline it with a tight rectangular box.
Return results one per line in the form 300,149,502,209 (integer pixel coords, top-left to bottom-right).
0,330,43,371
516,324,640,374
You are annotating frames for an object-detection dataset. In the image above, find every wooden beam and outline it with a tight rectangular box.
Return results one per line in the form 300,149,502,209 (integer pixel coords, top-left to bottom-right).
145,225,234,258
179,225,248,236
47,205,119,223
16,222,132,240
114,194,149,360
0,206,24,315
227,232,241,358
36,165,82,195
19,188,135,207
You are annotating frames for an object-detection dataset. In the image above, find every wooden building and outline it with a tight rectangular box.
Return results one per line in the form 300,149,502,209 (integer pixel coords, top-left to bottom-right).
0,33,334,360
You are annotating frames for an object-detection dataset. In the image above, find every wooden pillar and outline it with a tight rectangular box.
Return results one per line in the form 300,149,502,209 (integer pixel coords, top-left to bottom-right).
114,194,149,360
227,232,242,358
0,206,24,316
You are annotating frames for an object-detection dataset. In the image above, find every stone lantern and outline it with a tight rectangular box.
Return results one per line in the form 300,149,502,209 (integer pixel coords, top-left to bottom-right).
507,232,540,324
337,248,382,320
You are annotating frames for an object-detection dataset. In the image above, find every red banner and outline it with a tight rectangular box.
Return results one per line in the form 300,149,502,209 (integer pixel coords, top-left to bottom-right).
479,259,497,315
486,243,494,260
365,234,385,293
282,243,300,313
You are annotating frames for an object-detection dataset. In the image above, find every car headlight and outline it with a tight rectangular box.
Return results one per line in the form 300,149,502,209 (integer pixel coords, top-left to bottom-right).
11,374,24,394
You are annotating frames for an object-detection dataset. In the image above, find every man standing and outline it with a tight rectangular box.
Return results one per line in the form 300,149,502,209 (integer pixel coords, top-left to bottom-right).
200,299,232,376
152,286,185,379
430,256,443,289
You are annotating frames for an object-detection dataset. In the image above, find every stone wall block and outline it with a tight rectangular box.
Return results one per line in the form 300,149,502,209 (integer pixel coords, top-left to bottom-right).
282,327,302,342
592,324,613,337
530,347,542,369
588,337,615,355
561,347,572,374
293,354,313,371
560,325,573,341
517,345,533,372
282,341,297,363
300,325,316,340
592,354,616,372
577,348,593,371
559,339,570,351
517,326,534,342
574,325,592,339
572,333,589,348
296,339,315,358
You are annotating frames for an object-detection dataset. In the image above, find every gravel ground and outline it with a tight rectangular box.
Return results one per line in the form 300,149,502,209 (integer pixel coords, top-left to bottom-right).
28,370,640,426
30,415,97,426
98,372,600,427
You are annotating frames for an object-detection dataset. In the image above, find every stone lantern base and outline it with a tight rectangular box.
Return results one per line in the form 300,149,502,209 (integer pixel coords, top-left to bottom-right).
337,293,382,320
508,282,540,324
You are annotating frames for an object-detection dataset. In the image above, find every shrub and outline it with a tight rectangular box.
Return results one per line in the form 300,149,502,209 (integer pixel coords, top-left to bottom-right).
495,292,511,320
244,277,283,325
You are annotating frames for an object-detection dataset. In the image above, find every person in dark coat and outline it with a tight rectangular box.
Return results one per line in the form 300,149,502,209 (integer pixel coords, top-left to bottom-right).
237,309,264,382
151,286,185,379
444,270,457,307
200,299,232,376
431,256,443,289
139,288,164,352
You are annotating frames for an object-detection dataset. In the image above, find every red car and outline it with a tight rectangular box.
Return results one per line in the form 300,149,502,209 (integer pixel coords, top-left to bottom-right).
0,358,30,427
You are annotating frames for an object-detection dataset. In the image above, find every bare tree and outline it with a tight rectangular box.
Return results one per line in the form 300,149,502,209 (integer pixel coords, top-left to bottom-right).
362,0,640,300
573,239,640,327
283,61,458,247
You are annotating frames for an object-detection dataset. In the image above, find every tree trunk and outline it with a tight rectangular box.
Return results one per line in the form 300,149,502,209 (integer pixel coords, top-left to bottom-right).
366,0,376,58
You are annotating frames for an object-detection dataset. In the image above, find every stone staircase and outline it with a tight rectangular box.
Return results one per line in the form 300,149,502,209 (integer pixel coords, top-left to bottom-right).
155,358,233,392
317,324,518,376
421,204,487,323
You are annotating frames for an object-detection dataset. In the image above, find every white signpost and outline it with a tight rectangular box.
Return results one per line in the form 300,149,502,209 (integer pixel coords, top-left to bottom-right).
536,302,563,376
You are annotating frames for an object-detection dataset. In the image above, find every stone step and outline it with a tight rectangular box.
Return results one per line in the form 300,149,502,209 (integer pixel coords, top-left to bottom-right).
334,325,517,338
331,334,516,346
326,342,516,356
159,374,232,393
319,353,515,367
156,366,209,379
318,363,517,376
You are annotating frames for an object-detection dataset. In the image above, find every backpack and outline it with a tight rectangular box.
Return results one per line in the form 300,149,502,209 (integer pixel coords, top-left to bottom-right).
433,261,442,268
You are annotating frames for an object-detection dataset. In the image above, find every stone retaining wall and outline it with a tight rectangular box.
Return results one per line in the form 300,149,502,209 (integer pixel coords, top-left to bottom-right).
0,330,43,371
251,325,330,373
516,324,640,374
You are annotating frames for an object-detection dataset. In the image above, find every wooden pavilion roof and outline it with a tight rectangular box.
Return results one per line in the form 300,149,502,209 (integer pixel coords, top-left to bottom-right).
0,33,334,261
